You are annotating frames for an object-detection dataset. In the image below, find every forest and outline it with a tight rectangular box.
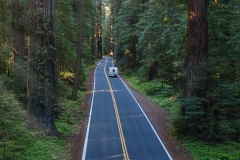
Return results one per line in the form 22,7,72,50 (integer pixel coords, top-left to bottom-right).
0,0,240,159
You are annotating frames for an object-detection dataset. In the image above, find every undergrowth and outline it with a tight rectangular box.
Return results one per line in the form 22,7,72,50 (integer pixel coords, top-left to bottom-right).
122,73,240,160
55,93,87,137
184,140,240,160
0,65,92,159
0,76,70,160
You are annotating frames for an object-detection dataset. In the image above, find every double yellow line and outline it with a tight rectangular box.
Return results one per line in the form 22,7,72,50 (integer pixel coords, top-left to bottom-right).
104,58,130,160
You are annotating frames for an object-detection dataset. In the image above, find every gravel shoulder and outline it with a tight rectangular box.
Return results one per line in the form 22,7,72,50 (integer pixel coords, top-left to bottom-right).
69,66,193,160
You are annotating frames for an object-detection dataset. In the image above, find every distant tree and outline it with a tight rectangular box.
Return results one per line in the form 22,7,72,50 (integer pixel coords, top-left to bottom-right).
56,0,95,85
27,0,59,136
72,0,84,100
114,0,142,71
83,0,96,65
102,0,112,57
55,0,78,72
135,0,187,83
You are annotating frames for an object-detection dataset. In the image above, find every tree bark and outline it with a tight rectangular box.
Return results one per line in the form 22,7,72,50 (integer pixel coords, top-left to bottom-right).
27,0,59,136
72,0,84,100
186,0,208,98
94,1,102,59
11,0,27,104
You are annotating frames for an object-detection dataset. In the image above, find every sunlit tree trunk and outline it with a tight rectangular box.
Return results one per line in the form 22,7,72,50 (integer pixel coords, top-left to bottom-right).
186,0,208,98
72,0,83,100
27,0,59,136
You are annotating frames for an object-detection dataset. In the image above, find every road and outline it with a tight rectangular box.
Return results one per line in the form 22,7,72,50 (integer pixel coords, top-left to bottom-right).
82,57,173,160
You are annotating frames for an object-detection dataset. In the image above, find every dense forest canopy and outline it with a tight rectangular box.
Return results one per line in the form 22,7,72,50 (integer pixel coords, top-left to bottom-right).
105,0,240,141
0,0,240,159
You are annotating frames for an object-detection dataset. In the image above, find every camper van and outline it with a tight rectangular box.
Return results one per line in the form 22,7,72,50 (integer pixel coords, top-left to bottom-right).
108,67,118,77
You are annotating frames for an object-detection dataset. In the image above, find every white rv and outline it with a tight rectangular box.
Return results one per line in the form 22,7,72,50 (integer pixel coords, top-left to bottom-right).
108,67,118,77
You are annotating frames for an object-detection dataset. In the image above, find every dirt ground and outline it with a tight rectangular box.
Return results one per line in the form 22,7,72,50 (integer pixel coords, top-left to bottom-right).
69,66,193,160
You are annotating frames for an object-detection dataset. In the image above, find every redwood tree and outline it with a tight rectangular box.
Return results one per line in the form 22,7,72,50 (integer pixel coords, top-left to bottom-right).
11,0,27,103
186,0,208,98
94,0,102,59
72,0,84,100
27,0,59,136
181,0,208,135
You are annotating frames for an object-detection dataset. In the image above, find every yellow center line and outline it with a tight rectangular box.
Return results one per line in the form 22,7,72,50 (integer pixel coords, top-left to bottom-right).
104,58,130,160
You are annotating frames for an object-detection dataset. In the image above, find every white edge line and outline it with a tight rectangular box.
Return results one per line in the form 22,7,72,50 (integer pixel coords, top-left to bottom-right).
117,74,173,160
81,59,103,160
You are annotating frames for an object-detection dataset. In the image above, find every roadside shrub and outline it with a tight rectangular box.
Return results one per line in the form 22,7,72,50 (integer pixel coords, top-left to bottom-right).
56,97,87,137
0,87,26,159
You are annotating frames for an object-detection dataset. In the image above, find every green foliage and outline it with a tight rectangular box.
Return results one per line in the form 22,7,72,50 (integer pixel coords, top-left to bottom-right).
17,137,69,160
177,0,240,141
0,77,69,160
184,140,240,160
56,97,87,137
58,69,90,137
178,80,240,140
58,79,73,99
82,0,95,65
178,97,207,138
56,0,78,72
0,83,26,159
113,0,143,70
0,70,90,159
59,65,94,98
56,0,95,73
0,75,14,90
102,2,111,55
138,0,187,81
112,0,188,83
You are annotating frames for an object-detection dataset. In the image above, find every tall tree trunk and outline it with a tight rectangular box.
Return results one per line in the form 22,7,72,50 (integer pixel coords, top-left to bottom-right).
186,0,208,98
94,18,98,58
72,0,83,100
113,0,122,67
27,0,59,136
94,1,102,59
98,1,102,58
94,1,98,59
11,0,27,104
0,0,6,74
51,0,60,118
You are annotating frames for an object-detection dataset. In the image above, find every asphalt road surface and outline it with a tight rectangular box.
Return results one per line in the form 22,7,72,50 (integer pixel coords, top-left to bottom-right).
82,57,173,160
